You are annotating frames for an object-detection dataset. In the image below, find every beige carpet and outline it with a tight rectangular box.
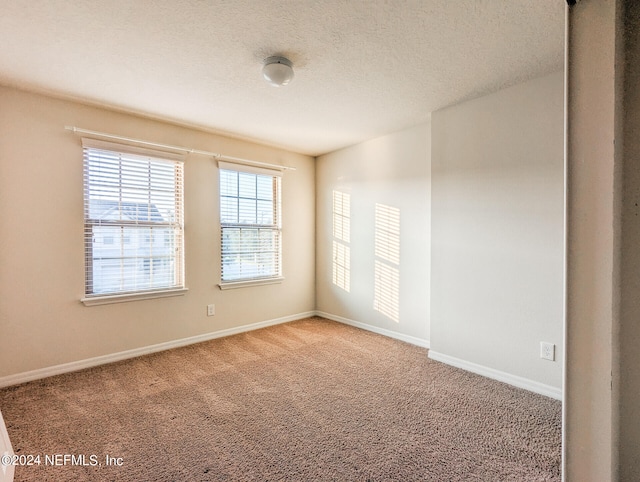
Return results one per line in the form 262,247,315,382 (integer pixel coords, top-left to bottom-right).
0,317,561,481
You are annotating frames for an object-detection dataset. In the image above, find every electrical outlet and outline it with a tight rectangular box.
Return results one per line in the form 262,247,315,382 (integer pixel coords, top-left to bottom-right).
207,304,215,316
540,342,555,361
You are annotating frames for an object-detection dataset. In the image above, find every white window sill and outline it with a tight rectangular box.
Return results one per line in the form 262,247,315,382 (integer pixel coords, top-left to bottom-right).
218,277,284,290
81,288,188,306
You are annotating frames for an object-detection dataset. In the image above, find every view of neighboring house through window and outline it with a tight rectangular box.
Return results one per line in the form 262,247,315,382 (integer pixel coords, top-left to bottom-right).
83,139,185,297
219,162,282,285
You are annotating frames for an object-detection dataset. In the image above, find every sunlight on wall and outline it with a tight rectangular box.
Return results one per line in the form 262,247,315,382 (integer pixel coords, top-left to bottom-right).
374,203,400,322
332,190,351,292
333,241,350,292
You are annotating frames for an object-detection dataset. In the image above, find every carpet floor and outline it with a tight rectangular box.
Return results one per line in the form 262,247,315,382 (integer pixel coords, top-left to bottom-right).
0,317,561,481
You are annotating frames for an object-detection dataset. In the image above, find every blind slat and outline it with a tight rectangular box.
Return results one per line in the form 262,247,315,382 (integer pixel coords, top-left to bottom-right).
219,168,281,283
83,141,185,296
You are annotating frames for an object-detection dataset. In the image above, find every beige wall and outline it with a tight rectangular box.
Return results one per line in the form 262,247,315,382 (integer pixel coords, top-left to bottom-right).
315,124,431,342
565,1,619,480
430,71,564,391
0,87,315,379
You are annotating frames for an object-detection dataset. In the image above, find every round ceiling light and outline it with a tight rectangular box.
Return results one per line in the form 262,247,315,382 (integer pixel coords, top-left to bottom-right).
262,56,294,87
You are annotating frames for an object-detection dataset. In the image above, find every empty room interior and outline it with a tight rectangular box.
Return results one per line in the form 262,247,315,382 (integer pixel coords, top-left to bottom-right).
1,1,639,481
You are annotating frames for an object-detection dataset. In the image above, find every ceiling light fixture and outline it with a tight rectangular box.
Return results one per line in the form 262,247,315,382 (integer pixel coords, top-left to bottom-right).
262,56,294,87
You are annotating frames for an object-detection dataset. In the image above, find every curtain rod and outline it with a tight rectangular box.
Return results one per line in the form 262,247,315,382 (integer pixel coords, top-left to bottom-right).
64,126,296,171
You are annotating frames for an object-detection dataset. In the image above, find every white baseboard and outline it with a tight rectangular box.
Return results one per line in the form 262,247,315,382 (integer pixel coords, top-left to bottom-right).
315,311,430,348
428,350,563,401
0,311,315,389
0,311,561,402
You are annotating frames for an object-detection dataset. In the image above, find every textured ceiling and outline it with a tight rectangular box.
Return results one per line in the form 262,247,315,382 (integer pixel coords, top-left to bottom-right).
0,1,565,156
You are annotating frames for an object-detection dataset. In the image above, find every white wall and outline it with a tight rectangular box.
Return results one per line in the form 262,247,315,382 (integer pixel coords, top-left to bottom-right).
0,86,315,380
315,124,430,343
430,71,564,393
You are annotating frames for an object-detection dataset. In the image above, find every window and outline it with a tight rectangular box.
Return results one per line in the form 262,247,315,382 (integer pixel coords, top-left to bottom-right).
219,161,282,287
82,139,185,304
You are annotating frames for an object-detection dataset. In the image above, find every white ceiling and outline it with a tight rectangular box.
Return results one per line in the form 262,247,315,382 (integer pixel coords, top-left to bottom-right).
0,1,565,156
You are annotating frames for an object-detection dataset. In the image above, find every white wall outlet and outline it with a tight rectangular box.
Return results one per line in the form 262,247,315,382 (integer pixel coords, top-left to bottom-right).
540,342,555,361
207,304,215,316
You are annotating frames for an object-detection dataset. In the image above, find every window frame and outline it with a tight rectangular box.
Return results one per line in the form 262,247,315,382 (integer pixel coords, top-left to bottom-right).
218,160,283,289
80,138,187,306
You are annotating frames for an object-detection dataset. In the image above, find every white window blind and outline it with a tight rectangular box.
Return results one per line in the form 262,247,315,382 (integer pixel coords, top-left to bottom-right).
219,163,282,284
83,139,185,298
